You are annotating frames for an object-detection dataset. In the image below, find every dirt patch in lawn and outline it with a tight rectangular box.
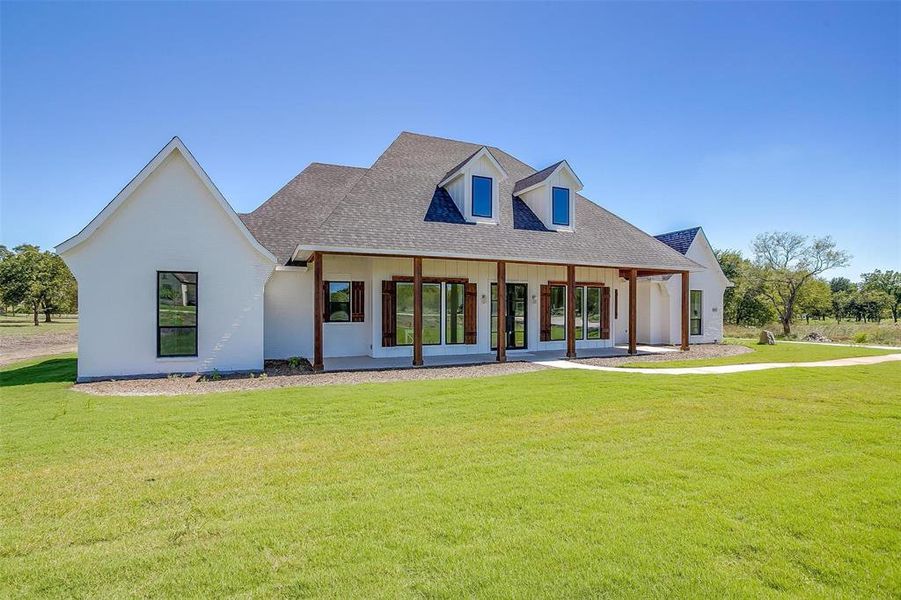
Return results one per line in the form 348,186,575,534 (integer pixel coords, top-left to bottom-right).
0,329,78,366
572,343,752,367
75,359,548,396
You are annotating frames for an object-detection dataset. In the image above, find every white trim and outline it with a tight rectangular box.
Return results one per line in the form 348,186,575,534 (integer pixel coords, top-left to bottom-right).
55,137,277,264
293,244,706,272
437,146,509,188
514,160,584,197
274,265,309,272
688,228,733,287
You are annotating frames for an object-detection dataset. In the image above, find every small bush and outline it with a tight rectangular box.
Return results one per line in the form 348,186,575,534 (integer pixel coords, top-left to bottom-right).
259,372,268,379
854,332,868,344
288,356,302,369
210,369,221,381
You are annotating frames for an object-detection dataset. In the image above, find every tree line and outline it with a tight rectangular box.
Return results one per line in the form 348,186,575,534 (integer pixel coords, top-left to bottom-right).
716,232,899,335
0,245,77,325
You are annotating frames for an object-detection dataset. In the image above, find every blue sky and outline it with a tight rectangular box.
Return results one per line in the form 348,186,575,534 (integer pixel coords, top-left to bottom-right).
1,1,898,279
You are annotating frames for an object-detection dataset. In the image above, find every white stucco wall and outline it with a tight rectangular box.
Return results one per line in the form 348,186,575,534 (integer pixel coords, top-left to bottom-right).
61,149,275,379
663,234,728,344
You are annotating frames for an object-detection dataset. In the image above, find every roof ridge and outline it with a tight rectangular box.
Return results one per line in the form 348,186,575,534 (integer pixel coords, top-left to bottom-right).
308,162,367,170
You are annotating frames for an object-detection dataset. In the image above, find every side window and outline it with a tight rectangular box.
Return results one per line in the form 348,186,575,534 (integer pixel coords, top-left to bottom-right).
472,175,493,218
690,290,702,335
157,271,197,357
324,281,365,322
550,285,566,341
327,281,351,322
552,187,570,226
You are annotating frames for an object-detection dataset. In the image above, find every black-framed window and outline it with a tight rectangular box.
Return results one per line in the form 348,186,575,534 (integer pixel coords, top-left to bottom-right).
552,187,570,226
690,290,702,336
445,282,465,345
586,286,602,340
472,175,493,218
157,271,197,357
327,281,351,322
396,282,441,346
550,285,566,341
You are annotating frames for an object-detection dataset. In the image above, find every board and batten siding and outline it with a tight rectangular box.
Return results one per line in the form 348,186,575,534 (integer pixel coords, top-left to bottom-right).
263,256,619,360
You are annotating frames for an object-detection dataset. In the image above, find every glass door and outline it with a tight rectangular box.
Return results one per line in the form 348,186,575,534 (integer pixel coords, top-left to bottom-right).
491,283,528,350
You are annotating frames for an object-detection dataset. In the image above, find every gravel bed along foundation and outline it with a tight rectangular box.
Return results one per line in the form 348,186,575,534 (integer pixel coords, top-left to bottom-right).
75,360,548,396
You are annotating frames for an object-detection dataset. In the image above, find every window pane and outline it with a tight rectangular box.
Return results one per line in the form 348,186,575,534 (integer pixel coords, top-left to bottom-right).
159,327,196,356
423,283,441,345
395,282,441,345
328,281,351,322
586,287,601,340
490,283,498,349
446,283,465,344
396,283,414,345
552,187,570,225
472,175,492,218
690,290,702,335
574,286,584,340
158,272,197,327
550,285,566,341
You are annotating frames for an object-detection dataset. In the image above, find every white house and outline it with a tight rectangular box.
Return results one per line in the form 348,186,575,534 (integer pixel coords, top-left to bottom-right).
57,132,730,381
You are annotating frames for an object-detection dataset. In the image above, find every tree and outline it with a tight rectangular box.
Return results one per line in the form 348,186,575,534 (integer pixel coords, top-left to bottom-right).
715,248,776,326
861,270,901,323
0,245,77,325
751,232,850,336
797,278,832,323
829,277,855,295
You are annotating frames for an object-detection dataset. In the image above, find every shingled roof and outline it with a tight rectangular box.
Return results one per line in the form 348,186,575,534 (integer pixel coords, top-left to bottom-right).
512,160,564,194
240,163,366,263
654,227,701,255
243,132,700,271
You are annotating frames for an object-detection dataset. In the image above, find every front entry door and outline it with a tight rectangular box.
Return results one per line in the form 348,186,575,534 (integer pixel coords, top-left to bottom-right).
492,283,528,350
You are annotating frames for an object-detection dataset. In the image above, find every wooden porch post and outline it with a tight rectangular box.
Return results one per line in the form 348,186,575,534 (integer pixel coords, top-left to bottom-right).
413,256,423,366
566,264,577,358
312,251,324,370
496,261,506,363
681,270,690,351
628,268,637,355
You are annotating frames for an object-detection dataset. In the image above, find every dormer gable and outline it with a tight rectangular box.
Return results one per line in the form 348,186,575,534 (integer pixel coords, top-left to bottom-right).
438,146,508,224
513,160,583,232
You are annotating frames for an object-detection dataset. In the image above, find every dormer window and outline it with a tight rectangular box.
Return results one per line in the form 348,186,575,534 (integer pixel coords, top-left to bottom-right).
552,187,570,226
472,176,493,218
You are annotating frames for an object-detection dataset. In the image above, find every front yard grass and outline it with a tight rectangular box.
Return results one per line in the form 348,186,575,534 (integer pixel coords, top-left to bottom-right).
625,338,899,369
2,354,899,598
0,314,77,337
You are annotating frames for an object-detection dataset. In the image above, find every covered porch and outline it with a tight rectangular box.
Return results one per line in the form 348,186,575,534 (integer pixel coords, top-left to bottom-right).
322,345,680,372
310,251,693,371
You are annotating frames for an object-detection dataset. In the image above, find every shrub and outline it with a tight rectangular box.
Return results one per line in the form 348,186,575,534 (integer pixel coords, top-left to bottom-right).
854,332,868,344
210,369,221,381
288,356,302,369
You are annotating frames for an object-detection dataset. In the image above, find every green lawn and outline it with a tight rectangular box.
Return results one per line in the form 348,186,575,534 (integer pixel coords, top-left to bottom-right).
626,339,900,369
2,354,900,598
0,314,77,337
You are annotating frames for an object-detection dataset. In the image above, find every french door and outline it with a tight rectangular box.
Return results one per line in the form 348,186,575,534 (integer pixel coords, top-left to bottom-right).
491,283,528,350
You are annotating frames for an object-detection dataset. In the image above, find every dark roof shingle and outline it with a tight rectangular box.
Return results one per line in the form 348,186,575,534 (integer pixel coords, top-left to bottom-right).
654,227,701,255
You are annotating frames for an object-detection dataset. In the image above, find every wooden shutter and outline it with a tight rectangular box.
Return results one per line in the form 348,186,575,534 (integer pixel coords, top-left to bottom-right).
464,282,477,344
600,287,611,339
351,281,365,322
381,280,396,347
540,284,551,342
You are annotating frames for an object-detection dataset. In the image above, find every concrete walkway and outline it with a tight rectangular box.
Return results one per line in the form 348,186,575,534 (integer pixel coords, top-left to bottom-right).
534,352,901,375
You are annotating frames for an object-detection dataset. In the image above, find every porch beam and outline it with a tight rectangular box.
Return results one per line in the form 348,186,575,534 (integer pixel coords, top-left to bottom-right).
312,251,323,370
496,261,506,363
413,256,423,366
681,270,690,351
628,268,637,355
566,264,576,358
